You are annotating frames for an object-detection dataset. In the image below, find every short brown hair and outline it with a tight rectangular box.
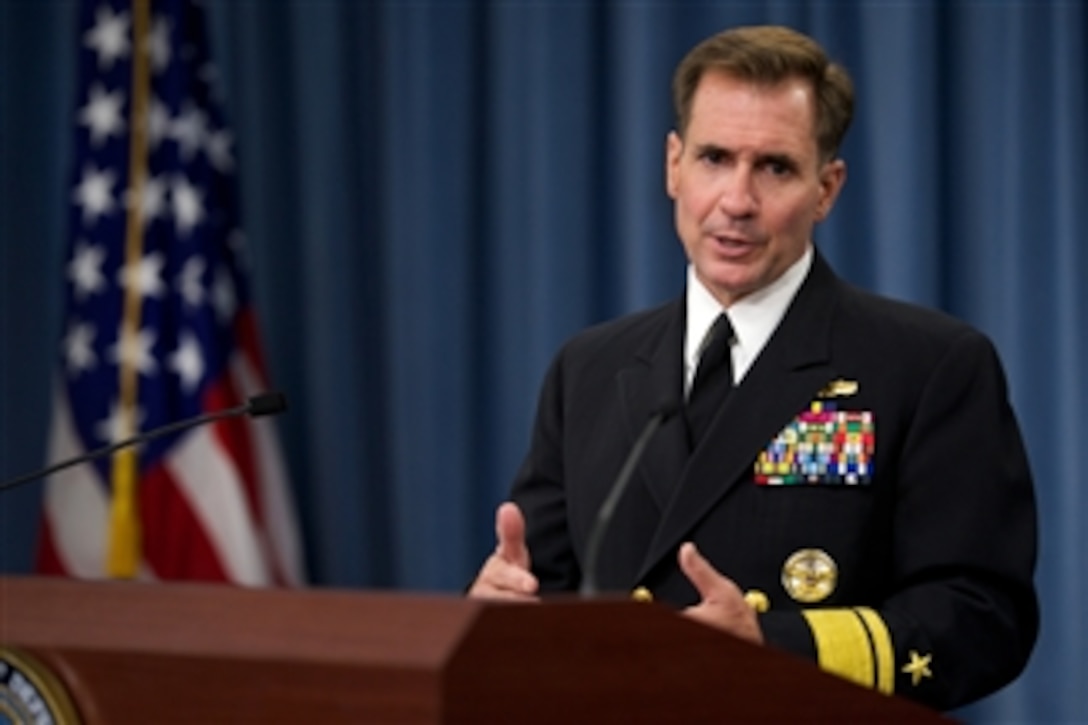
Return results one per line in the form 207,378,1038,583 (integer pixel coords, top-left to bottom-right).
672,25,854,161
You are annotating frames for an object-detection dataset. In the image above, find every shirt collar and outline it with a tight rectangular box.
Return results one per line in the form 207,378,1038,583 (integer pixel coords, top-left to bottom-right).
685,245,813,392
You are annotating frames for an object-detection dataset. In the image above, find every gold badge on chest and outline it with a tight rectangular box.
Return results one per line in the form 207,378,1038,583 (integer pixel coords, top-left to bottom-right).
782,548,838,603
816,378,859,398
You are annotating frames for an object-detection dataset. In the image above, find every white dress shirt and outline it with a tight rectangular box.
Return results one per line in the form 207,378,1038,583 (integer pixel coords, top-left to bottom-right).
683,245,813,398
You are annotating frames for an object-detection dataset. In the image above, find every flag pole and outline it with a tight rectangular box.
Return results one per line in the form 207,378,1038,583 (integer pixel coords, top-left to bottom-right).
107,0,152,579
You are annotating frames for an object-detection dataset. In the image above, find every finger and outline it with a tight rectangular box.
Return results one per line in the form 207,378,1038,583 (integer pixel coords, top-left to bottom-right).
678,543,764,644
471,584,541,602
468,554,539,598
681,598,764,644
682,601,718,628
488,553,539,593
495,501,531,569
678,541,732,602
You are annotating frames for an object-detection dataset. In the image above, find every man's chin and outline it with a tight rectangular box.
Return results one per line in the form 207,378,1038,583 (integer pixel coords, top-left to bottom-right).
698,270,760,307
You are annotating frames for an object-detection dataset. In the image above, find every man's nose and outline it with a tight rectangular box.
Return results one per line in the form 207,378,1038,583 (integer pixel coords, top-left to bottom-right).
717,168,758,217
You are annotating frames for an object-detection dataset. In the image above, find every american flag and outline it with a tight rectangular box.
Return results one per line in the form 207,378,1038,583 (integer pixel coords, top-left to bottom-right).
36,0,305,585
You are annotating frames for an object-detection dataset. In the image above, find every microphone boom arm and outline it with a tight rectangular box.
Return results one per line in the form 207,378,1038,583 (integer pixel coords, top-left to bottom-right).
580,404,676,597
0,393,285,493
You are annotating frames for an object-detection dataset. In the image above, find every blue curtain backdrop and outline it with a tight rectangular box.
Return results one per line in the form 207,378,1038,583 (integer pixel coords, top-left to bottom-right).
1,1,1085,721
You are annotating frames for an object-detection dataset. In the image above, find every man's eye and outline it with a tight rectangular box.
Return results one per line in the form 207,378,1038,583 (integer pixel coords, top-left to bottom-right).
700,150,726,165
764,160,792,176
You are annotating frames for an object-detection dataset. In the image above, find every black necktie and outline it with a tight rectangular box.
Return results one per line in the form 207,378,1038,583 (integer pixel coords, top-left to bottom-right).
685,313,734,447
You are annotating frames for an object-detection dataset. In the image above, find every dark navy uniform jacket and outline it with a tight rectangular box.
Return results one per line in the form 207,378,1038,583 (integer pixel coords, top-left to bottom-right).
509,250,1038,711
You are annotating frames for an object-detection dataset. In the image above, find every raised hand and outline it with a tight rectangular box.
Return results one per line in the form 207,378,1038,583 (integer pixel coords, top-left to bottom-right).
467,502,539,600
679,542,764,644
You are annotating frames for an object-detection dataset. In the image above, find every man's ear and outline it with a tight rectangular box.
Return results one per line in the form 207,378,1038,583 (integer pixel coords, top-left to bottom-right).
665,130,683,199
815,158,847,221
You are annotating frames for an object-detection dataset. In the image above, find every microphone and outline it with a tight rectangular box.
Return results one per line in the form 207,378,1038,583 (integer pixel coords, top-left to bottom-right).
580,400,680,597
0,392,288,493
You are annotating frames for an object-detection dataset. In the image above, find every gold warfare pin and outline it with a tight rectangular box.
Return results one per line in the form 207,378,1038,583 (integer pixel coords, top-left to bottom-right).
816,379,859,399
782,548,838,603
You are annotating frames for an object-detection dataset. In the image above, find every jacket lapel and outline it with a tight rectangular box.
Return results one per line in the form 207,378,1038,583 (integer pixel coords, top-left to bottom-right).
636,253,843,580
617,299,689,510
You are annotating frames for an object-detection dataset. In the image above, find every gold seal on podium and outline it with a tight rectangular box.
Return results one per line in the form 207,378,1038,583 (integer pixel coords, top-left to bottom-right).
0,647,81,725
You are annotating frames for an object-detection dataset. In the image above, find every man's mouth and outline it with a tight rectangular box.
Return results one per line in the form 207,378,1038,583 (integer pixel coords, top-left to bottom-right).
710,233,758,255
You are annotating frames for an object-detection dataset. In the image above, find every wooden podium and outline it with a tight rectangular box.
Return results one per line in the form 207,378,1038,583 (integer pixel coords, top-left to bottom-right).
0,576,947,723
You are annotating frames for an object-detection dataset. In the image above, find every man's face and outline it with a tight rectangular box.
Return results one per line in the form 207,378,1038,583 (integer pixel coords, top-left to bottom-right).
666,71,846,307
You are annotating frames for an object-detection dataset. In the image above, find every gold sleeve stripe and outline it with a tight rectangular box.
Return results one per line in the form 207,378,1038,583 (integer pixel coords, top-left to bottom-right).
802,609,873,689
854,607,895,694
801,608,894,694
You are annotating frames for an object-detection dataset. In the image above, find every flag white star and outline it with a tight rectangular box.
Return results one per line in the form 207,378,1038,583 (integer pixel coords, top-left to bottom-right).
212,266,237,324
83,5,131,70
147,98,170,149
205,128,234,172
78,83,126,147
118,252,167,299
177,255,206,307
109,326,158,377
67,241,107,300
71,165,117,224
125,175,167,222
146,17,172,72
171,102,207,161
96,398,146,445
172,175,205,237
169,331,205,392
63,321,97,375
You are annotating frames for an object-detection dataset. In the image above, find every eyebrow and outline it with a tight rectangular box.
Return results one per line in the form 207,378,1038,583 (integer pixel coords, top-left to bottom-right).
756,152,800,171
692,143,801,170
692,142,729,157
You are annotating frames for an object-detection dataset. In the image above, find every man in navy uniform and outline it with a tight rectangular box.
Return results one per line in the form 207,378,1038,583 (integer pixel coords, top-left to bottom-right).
469,24,1038,711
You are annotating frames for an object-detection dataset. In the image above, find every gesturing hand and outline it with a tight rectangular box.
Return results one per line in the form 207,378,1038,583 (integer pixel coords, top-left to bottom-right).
467,502,539,600
679,542,764,644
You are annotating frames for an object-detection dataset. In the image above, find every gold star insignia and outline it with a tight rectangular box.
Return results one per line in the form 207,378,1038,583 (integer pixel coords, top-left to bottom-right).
901,650,933,686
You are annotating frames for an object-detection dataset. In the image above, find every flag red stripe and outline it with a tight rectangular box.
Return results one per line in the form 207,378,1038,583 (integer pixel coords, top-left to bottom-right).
229,308,295,586
236,307,271,381
139,462,230,582
34,513,67,576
